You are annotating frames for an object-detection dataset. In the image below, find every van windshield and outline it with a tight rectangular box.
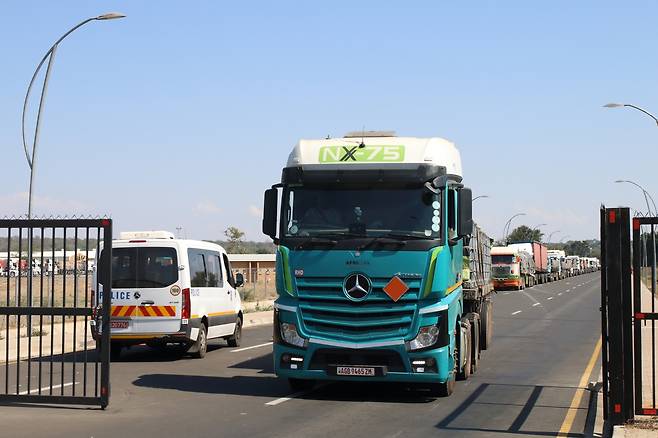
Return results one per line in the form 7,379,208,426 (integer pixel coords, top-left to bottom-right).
109,247,178,288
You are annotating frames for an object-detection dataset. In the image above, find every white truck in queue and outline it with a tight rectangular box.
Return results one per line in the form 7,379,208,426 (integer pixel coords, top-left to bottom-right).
92,231,244,359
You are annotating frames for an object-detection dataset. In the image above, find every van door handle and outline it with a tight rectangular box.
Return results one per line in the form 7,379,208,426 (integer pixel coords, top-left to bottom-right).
141,300,155,305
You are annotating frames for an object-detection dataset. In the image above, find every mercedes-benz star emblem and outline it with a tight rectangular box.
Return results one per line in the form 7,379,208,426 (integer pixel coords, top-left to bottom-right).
134,292,141,300
343,273,372,301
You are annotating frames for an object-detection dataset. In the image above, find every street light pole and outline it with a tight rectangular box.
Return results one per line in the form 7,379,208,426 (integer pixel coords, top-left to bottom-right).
473,195,490,202
560,235,571,243
604,103,658,126
503,213,526,242
548,230,561,243
22,12,126,218
614,180,656,217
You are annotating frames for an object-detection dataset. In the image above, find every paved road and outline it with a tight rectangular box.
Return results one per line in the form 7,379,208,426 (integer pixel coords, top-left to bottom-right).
0,273,601,438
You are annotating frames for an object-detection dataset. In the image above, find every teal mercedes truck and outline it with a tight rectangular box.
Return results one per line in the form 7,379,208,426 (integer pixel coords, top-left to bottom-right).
262,131,493,396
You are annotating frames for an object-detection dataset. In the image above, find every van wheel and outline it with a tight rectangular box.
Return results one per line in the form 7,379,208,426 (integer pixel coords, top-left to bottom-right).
227,318,242,348
192,325,208,359
110,343,122,361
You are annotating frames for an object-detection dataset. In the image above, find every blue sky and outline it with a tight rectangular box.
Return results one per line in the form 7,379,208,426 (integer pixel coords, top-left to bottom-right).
1,1,657,241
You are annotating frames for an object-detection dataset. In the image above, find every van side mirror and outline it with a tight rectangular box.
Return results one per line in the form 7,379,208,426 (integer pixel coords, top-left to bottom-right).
458,187,473,238
262,188,278,241
234,272,244,288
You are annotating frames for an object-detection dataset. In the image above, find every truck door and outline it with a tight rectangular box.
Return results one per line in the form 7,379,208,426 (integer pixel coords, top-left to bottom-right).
110,246,181,336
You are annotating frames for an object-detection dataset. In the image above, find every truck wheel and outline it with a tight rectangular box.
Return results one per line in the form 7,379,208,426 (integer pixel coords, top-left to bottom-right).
457,319,471,381
288,378,315,391
429,377,455,397
192,324,208,359
468,314,480,374
227,317,242,348
480,299,493,350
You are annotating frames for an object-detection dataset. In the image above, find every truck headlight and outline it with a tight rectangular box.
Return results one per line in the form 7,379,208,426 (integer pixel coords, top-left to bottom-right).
280,322,306,348
408,325,440,351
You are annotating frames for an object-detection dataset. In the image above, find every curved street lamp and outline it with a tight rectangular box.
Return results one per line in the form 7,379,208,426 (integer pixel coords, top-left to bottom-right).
560,235,571,243
548,230,561,243
614,179,656,217
604,103,658,126
503,212,526,242
22,12,126,218
473,195,490,202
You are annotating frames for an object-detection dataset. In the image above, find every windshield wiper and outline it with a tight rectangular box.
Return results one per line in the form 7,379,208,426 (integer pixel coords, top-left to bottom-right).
359,236,407,250
294,237,338,249
383,232,433,240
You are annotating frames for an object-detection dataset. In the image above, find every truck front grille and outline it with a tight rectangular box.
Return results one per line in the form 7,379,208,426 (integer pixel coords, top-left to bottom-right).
295,276,420,342
492,266,511,278
309,348,406,372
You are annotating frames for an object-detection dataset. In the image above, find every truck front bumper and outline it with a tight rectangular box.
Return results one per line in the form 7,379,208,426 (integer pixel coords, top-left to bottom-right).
274,342,452,384
493,278,521,289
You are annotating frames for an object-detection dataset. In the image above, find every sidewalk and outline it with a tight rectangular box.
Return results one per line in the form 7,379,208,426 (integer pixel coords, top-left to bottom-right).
0,318,93,365
0,308,274,365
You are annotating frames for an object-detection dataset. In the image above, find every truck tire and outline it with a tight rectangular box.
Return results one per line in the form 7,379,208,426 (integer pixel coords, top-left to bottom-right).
467,313,481,374
429,377,455,397
480,299,493,350
457,319,471,381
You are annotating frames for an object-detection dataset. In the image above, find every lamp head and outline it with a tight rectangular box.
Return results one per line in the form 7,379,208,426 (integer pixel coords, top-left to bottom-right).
96,12,126,20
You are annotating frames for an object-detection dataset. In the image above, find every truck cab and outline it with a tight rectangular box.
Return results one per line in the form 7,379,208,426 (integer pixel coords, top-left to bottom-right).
491,247,532,290
262,132,487,396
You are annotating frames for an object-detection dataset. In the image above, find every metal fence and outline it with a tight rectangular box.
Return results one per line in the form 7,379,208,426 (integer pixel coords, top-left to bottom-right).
0,219,111,408
632,216,658,416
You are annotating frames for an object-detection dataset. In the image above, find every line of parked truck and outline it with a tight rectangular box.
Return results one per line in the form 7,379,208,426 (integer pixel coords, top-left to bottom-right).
0,258,94,277
491,242,600,291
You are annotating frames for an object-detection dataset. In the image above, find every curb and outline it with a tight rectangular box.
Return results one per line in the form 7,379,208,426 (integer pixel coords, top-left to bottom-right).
243,310,273,328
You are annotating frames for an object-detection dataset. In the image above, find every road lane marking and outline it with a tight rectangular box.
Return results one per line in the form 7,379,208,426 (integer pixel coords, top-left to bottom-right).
558,292,562,296
557,337,602,437
547,297,554,300
532,303,540,307
231,342,273,353
266,391,306,406
18,381,76,395
511,310,522,315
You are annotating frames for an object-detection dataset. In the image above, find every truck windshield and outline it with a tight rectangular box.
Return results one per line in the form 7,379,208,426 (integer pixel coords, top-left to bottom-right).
492,255,515,264
102,247,179,288
283,187,441,240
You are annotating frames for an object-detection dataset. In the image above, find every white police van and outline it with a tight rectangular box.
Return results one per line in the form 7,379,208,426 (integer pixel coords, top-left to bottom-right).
92,231,244,359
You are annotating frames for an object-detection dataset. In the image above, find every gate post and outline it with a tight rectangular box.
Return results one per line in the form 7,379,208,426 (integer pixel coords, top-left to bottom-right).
601,207,634,423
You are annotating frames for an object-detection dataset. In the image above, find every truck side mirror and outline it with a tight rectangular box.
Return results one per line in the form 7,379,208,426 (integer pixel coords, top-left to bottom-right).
262,188,278,241
458,187,473,238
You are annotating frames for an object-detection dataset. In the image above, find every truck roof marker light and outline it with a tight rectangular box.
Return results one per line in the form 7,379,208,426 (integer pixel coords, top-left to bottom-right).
383,276,409,302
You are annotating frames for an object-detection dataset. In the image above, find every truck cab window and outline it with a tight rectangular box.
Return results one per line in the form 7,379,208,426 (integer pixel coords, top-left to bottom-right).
447,188,457,239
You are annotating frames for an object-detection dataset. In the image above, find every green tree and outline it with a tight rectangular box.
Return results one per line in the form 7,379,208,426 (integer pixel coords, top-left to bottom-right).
507,225,543,243
224,226,246,254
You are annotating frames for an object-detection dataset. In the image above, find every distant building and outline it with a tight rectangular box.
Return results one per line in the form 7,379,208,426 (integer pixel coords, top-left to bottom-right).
228,253,276,283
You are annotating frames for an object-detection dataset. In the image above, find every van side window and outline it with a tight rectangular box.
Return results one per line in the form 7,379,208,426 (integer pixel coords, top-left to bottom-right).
188,250,207,287
205,252,223,287
221,253,235,288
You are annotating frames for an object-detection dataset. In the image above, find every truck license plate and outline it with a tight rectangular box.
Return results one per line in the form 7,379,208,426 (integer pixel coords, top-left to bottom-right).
335,366,376,376
110,320,129,329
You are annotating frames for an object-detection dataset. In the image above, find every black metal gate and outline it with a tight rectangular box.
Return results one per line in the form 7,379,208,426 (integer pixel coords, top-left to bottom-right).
0,218,111,408
600,207,634,424
632,216,658,416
